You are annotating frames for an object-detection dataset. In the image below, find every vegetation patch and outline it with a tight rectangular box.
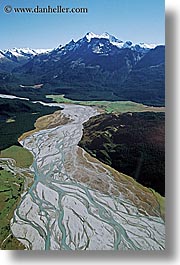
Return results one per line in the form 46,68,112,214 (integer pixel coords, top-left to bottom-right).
0,145,33,168
47,94,165,114
79,112,165,196
19,110,70,141
0,145,34,249
150,189,165,220
0,97,60,150
0,169,24,249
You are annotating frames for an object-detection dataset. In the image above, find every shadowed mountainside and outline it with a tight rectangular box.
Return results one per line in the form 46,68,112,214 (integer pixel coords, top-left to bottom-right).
0,33,165,106
79,112,165,196
0,98,60,150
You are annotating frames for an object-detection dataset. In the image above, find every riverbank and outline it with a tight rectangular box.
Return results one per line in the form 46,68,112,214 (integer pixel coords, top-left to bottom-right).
10,102,165,250
0,146,34,249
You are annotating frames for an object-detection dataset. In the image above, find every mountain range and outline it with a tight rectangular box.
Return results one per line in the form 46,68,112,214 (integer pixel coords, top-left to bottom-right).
0,32,165,106
0,48,51,72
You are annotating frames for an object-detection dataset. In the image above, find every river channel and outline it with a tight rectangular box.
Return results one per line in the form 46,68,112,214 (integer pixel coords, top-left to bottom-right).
0,94,165,250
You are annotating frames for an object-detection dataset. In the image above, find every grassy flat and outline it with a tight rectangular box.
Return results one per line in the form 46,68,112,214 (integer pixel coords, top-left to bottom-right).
0,169,24,249
0,145,33,168
0,145,34,249
47,94,165,114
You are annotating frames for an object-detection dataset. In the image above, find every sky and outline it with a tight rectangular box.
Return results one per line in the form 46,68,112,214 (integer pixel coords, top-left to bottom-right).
0,0,165,49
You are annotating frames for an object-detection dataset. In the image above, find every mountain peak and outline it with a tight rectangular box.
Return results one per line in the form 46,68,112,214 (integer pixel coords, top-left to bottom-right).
83,32,158,52
85,32,99,42
85,32,120,43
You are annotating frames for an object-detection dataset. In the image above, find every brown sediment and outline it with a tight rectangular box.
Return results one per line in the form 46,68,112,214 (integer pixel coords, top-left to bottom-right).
64,146,164,220
79,111,165,198
141,106,165,112
103,164,162,217
150,189,165,220
18,110,71,141
17,107,164,220
76,148,106,173
0,110,71,249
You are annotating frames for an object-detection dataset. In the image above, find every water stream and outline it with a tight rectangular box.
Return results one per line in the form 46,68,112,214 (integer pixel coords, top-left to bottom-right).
0,94,165,250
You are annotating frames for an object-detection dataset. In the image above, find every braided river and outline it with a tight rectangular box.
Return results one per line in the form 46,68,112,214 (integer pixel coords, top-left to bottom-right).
0,95,165,250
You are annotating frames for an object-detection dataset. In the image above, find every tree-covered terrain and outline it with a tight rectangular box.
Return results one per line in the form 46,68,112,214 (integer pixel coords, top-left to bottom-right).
79,112,165,196
0,37,165,106
0,98,60,150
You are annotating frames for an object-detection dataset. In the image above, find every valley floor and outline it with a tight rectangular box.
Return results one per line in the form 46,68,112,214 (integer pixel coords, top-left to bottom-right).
0,100,165,250
0,95,165,250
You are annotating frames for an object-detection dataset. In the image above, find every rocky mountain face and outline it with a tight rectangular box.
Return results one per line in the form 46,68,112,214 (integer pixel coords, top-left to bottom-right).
0,33,165,106
0,48,51,72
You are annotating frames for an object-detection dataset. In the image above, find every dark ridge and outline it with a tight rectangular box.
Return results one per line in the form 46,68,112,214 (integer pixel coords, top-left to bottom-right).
0,98,60,151
79,112,165,196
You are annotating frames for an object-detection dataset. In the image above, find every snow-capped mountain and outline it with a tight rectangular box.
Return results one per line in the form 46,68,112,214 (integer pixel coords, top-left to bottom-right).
1,48,51,61
0,48,52,72
48,32,159,60
84,32,157,52
0,32,159,68
0,32,165,106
